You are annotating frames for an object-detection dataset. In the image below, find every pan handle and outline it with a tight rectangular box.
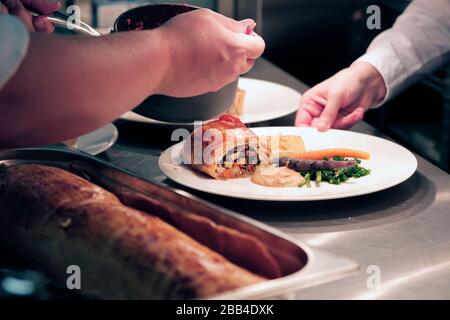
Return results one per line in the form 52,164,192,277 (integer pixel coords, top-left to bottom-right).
44,11,102,37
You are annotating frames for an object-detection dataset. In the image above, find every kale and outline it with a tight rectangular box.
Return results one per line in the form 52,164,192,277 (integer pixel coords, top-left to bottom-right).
299,157,370,187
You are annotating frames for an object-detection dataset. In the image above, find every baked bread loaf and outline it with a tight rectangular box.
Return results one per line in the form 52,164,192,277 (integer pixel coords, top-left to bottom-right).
117,191,282,279
0,164,265,299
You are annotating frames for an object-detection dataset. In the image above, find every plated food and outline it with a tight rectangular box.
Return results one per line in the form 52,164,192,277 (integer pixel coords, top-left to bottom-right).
159,121,418,201
183,115,272,179
251,165,305,188
184,115,371,188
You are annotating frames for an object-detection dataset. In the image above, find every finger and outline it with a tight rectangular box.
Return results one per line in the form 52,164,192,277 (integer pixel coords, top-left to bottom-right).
226,18,256,34
295,101,323,126
20,0,60,14
313,95,327,107
317,93,344,132
246,24,256,35
240,59,256,74
300,82,329,108
295,92,325,126
3,0,35,31
295,107,314,127
302,101,323,117
333,107,365,130
238,18,256,33
311,117,321,128
33,15,54,33
235,32,265,60
209,10,256,33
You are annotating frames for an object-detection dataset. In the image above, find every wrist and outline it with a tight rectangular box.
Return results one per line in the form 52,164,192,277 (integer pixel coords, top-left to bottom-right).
351,61,387,105
139,28,172,96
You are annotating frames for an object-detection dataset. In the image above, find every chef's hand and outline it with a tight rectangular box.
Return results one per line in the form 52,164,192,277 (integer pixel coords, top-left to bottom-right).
156,8,265,97
1,0,60,33
295,62,387,131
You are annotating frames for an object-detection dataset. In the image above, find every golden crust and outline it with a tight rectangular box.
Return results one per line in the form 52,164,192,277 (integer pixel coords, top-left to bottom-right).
186,115,271,180
0,164,265,299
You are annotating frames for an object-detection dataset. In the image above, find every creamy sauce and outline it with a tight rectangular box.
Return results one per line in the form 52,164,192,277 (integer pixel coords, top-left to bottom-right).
251,165,304,188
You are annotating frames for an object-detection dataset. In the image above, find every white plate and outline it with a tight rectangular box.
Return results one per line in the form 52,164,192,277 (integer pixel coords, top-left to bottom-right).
72,123,118,156
158,127,418,201
120,78,301,127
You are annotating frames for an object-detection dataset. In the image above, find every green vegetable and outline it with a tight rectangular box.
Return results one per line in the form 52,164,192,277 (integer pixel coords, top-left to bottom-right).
316,170,322,187
304,173,311,188
298,157,371,185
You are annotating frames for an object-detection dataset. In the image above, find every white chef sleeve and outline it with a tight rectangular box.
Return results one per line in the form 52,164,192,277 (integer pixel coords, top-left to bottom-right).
354,0,450,108
0,14,30,91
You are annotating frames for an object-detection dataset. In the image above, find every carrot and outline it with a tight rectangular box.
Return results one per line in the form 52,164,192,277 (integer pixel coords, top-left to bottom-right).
282,148,370,160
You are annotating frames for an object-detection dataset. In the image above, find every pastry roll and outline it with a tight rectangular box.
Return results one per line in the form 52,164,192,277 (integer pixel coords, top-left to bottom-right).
184,115,271,179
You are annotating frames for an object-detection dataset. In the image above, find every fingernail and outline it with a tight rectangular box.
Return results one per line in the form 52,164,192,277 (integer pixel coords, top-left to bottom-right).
317,120,329,131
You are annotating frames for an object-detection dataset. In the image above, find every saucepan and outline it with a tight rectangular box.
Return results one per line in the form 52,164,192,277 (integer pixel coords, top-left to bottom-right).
47,4,239,123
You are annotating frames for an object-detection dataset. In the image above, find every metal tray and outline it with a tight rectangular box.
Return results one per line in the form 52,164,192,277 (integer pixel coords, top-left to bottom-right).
0,148,359,299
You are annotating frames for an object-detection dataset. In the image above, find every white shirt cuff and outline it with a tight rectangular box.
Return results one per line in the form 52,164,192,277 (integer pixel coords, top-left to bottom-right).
353,45,407,109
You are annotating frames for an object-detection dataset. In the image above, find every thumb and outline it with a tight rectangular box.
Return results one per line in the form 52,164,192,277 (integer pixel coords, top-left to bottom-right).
317,94,343,132
239,18,256,34
235,31,265,59
227,18,256,33
212,10,256,34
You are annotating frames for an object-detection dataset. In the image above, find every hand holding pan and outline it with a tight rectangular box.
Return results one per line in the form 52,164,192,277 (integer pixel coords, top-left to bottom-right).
42,4,264,123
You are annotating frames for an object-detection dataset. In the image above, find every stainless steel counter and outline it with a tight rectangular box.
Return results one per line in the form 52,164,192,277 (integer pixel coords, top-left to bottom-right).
104,58,450,299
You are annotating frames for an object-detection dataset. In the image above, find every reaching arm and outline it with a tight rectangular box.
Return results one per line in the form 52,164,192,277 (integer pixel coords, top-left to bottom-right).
296,0,450,130
0,30,168,147
355,0,450,104
0,9,265,147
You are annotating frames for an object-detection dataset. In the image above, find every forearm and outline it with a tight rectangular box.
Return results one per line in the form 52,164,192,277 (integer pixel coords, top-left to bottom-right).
0,30,168,147
355,0,450,105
